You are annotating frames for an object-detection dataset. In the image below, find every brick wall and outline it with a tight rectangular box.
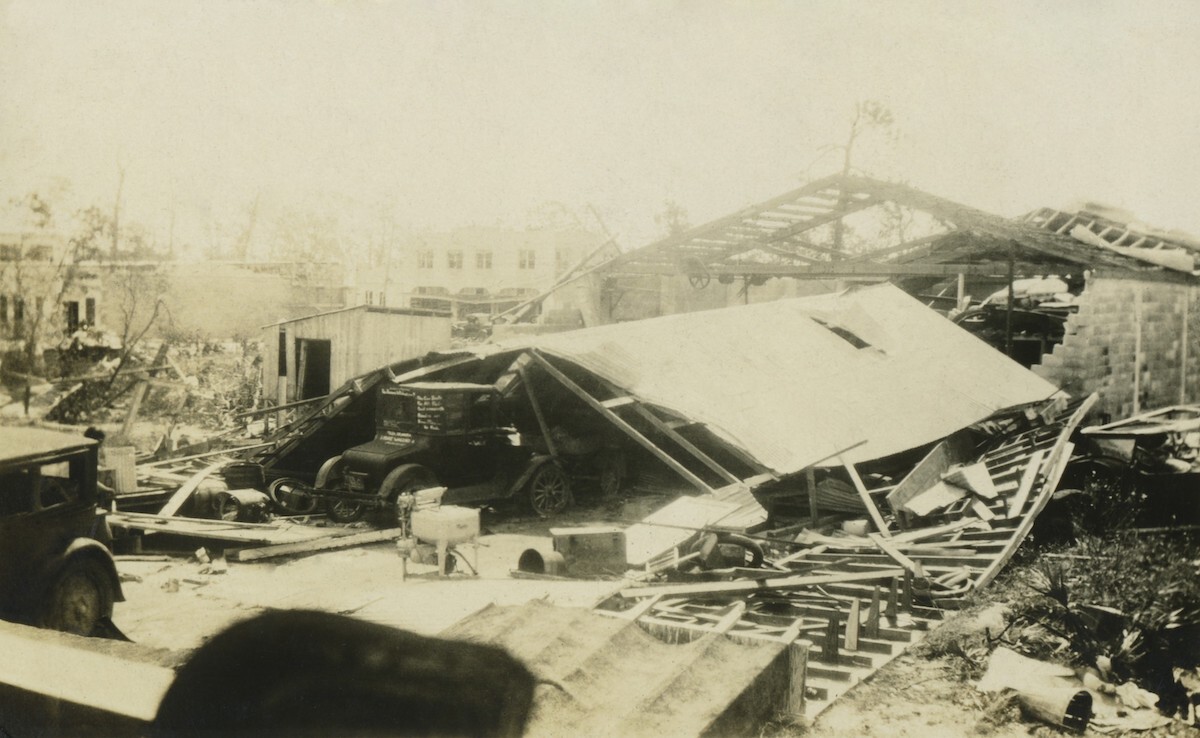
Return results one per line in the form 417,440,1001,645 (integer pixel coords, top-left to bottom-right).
1033,273,1200,421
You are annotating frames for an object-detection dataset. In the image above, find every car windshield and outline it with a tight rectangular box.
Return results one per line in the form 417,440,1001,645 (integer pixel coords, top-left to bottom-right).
378,387,419,432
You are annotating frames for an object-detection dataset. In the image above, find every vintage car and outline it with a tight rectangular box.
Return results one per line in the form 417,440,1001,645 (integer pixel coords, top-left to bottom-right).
0,427,123,636
270,381,608,524
1058,405,1200,528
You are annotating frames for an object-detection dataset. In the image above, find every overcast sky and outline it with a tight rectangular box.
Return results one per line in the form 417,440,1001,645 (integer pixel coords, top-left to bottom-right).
2,0,1198,254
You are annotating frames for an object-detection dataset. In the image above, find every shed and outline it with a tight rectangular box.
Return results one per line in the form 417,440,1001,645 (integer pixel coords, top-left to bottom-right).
262,306,451,404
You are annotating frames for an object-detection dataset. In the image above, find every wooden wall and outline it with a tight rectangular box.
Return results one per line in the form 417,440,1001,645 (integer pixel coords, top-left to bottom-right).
262,307,451,402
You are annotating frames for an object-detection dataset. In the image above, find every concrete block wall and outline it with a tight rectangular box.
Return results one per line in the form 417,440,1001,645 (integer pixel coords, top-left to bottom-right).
1033,274,1200,421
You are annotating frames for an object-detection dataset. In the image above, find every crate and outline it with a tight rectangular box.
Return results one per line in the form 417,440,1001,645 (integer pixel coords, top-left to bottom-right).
549,526,626,576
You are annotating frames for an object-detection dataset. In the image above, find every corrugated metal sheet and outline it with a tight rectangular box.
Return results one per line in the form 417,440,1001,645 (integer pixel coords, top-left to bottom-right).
503,284,1057,474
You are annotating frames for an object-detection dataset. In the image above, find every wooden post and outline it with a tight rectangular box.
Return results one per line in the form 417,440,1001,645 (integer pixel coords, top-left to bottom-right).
785,640,810,718
956,272,966,311
845,599,860,651
806,467,819,523
865,586,881,639
1181,293,1189,404
1005,244,1015,358
886,577,899,624
821,614,840,664
1134,289,1143,414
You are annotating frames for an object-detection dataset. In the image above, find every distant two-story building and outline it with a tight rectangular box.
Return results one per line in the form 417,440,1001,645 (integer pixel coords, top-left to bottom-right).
354,226,606,320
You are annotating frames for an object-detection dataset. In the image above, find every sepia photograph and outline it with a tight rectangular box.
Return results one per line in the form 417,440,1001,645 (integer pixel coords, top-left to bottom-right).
0,1,1198,735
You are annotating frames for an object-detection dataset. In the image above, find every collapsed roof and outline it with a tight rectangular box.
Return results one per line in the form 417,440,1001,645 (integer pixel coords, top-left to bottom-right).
255,283,1059,484
479,282,1057,473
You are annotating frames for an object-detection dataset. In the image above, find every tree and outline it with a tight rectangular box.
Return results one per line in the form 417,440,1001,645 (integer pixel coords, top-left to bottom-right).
810,100,897,252
654,199,691,237
0,194,105,377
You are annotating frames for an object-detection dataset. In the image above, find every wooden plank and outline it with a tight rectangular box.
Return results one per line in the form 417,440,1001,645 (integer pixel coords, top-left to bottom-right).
841,457,891,536
885,435,973,512
234,528,407,562
968,498,996,521
1006,449,1045,518
867,533,926,577
157,461,226,517
619,568,903,599
529,351,714,493
888,518,990,544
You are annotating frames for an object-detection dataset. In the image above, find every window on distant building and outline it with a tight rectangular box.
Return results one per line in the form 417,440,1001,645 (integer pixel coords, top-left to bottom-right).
365,291,374,306
417,250,434,269
0,295,7,325
85,297,96,326
0,245,18,261
26,246,53,261
518,249,536,270
556,247,571,271
447,250,463,269
476,250,492,269
13,297,25,327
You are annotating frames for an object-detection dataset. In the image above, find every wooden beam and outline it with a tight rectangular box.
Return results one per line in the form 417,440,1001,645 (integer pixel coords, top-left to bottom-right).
517,362,558,458
841,457,891,536
234,527,408,562
527,351,714,493
631,405,740,485
619,568,904,599
1006,450,1045,518
868,533,926,577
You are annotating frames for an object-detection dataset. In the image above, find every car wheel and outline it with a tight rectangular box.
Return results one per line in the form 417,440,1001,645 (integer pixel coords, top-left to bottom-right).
316,457,365,523
527,463,572,517
326,498,366,523
380,465,439,529
267,477,318,515
39,558,113,637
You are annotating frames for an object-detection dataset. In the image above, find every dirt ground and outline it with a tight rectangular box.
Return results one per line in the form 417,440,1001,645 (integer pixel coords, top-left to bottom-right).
107,489,1200,737
112,494,669,653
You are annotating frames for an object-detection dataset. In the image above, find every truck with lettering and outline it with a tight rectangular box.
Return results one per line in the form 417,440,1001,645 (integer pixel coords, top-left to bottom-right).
269,382,578,523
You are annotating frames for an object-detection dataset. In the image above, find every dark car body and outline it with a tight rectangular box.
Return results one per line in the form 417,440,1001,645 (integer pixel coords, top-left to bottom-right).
305,382,567,522
0,427,123,635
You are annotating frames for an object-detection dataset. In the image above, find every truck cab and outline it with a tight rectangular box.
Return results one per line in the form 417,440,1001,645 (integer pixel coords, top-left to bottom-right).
314,382,569,523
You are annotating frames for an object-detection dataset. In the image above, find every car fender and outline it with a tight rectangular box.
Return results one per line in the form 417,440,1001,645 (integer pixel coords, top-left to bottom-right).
38,538,125,604
315,455,344,489
506,454,557,497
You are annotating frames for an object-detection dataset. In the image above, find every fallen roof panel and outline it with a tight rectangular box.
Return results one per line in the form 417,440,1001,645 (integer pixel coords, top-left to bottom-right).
494,283,1057,473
